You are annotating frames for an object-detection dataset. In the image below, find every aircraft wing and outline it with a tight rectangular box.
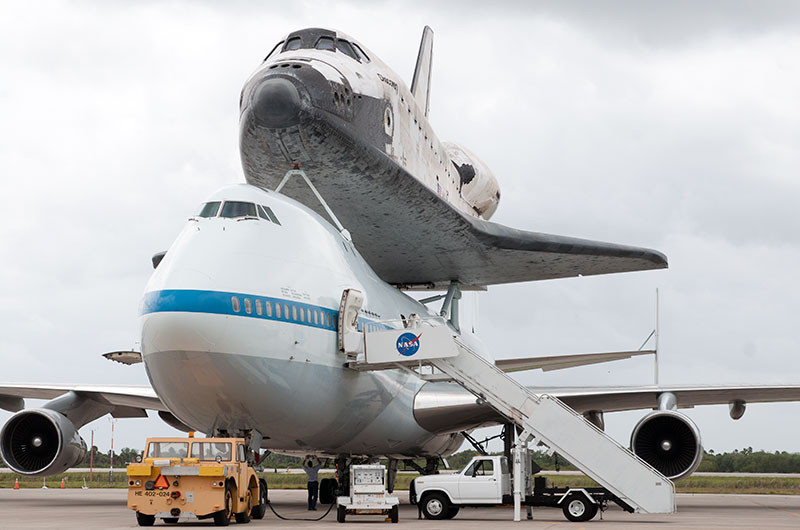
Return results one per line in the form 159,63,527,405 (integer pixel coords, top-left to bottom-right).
0,383,167,417
548,384,800,414
496,350,655,373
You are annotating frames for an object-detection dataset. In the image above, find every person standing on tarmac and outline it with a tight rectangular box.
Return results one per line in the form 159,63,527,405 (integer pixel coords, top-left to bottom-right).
302,456,322,510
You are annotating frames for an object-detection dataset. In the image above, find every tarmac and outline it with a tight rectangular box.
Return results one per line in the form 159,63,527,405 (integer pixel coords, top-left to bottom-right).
1,489,799,529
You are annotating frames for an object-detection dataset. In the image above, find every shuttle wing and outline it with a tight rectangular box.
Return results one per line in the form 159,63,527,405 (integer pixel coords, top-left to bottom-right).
0,383,166,417
333,148,667,290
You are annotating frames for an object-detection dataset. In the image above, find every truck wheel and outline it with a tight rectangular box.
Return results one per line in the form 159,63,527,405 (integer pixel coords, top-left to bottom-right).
234,488,252,524
135,512,155,526
213,482,233,526
390,504,399,523
445,506,460,519
421,492,450,520
562,494,593,522
250,478,268,519
337,505,346,523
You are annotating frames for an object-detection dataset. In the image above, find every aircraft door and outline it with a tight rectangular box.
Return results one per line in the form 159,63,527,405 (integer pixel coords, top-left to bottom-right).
338,289,364,353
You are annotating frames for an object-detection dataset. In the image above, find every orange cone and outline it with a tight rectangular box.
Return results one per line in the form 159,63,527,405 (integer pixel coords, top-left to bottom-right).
60,478,65,489
14,478,19,490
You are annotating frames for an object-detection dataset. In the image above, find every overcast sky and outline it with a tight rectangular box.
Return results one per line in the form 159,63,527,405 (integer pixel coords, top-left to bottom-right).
1,1,799,456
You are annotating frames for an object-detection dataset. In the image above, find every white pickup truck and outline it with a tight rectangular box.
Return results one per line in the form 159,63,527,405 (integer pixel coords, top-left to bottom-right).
411,455,632,522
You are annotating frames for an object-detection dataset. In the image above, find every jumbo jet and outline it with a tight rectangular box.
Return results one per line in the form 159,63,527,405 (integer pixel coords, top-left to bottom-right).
2,28,800,492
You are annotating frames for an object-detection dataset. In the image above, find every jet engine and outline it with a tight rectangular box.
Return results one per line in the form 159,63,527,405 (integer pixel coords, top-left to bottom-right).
630,410,702,481
0,409,87,476
442,142,500,219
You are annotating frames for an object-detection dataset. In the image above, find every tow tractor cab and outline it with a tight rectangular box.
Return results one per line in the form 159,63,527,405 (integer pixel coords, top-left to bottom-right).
413,454,635,523
126,436,268,527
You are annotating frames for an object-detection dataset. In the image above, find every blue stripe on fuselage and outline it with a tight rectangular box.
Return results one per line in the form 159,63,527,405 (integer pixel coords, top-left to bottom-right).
140,289,339,331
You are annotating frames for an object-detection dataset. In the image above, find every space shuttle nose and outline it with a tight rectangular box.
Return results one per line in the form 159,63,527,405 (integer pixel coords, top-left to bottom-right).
251,77,302,128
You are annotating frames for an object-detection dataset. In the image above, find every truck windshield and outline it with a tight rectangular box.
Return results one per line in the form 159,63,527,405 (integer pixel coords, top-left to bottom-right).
147,442,189,458
191,442,232,461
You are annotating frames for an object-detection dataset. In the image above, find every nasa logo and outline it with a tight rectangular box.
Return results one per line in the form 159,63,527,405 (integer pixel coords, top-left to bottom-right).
396,332,422,356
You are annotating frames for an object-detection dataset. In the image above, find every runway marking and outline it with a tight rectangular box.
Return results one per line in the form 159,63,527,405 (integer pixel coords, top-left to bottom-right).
747,498,800,519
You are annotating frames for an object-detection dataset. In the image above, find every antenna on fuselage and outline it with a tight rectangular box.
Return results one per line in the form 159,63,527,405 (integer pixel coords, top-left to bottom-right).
274,165,352,241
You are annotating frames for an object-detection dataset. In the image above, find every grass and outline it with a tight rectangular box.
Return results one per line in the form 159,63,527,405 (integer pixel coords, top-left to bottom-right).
4,471,800,495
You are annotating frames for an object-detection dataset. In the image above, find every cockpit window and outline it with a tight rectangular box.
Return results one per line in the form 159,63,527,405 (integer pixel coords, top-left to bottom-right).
198,201,221,218
264,41,284,61
315,36,335,51
336,39,358,60
220,201,257,218
352,43,370,62
284,37,302,51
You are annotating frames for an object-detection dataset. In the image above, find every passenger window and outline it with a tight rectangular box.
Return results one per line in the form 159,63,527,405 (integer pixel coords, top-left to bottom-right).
336,40,358,60
316,37,335,51
299,307,305,322
352,43,370,62
284,37,302,51
263,206,281,225
198,201,221,218
265,301,272,317
275,303,281,319
244,298,252,314
220,201,256,218
306,308,311,322
313,311,319,325
292,306,298,321
284,304,289,319
264,40,284,61
255,299,262,315
326,312,331,328
232,297,240,313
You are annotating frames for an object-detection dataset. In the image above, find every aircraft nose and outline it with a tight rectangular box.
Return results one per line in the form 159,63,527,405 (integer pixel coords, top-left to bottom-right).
250,77,302,128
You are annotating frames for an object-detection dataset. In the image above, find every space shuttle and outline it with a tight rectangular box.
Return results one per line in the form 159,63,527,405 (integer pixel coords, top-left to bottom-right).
1,27,799,500
239,27,667,290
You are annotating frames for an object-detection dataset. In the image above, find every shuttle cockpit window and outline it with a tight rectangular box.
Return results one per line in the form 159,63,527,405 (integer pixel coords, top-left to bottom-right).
220,201,257,218
264,40,284,61
315,36,335,51
284,36,302,51
336,39,359,61
352,43,370,62
147,442,189,458
198,201,221,218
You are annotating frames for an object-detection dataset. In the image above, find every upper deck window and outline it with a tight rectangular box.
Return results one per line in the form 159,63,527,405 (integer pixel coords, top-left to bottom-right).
315,37,335,51
198,201,221,218
336,40,359,61
220,201,257,218
284,37,302,51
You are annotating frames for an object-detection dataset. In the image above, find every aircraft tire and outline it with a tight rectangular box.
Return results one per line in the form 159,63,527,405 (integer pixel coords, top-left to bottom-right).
320,478,337,504
390,505,399,523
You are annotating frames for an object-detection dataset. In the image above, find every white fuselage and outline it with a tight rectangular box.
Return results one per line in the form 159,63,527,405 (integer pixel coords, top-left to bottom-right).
139,184,468,457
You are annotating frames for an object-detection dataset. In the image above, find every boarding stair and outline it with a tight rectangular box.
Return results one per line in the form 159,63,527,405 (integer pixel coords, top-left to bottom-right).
347,317,675,516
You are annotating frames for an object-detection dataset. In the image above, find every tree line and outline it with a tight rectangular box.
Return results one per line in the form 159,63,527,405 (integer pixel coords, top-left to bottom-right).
5,446,800,474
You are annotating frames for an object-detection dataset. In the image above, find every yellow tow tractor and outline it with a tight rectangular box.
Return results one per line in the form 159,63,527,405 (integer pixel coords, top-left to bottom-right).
126,435,268,526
